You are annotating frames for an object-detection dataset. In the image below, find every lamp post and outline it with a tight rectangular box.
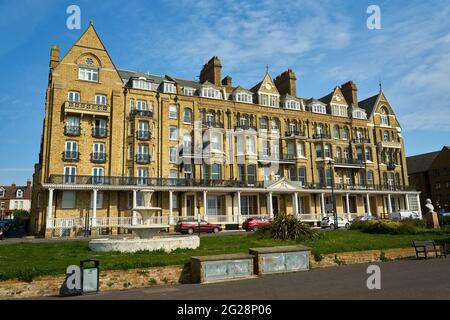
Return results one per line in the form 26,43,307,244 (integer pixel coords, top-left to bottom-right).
328,160,338,230
197,196,201,237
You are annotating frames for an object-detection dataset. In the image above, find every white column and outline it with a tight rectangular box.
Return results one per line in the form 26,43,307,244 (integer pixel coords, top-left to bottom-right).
46,188,54,227
203,190,207,220
92,189,97,227
169,190,174,225
416,194,422,219
405,194,410,211
366,194,372,216
387,194,393,214
346,193,351,220
237,191,241,217
293,192,299,215
268,192,273,218
132,189,137,225
320,193,326,218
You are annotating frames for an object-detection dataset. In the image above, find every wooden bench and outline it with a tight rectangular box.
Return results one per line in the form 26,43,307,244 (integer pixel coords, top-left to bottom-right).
413,240,447,260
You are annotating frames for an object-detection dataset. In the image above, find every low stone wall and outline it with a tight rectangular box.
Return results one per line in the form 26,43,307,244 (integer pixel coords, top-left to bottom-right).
0,247,416,299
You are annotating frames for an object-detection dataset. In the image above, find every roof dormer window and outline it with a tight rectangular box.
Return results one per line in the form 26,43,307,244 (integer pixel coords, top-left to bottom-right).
201,87,221,99
183,87,195,96
285,100,300,110
235,92,253,103
311,104,327,114
163,82,176,94
16,189,23,198
0,188,4,198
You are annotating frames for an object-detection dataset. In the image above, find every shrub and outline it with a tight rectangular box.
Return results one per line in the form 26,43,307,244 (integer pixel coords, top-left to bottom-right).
350,218,427,235
12,210,30,227
313,252,323,262
267,213,318,241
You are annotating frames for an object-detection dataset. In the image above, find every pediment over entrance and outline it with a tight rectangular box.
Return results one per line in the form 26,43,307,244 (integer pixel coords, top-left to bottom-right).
265,178,301,191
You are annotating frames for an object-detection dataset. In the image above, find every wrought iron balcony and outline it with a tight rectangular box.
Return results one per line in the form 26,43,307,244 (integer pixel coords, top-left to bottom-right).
64,125,80,136
235,124,257,131
284,130,305,138
92,127,107,138
136,130,151,140
333,157,365,167
47,175,266,188
352,138,371,144
378,141,402,149
91,152,106,163
312,133,331,140
387,162,397,170
136,154,150,164
202,121,224,129
130,109,154,118
63,151,79,161
304,183,417,192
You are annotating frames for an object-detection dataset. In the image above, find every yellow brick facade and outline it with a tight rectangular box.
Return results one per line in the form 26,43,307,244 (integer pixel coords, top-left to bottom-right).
29,23,421,237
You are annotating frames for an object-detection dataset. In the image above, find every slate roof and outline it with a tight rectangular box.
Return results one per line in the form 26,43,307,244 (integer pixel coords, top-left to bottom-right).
406,151,440,174
358,93,379,116
0,183,32,200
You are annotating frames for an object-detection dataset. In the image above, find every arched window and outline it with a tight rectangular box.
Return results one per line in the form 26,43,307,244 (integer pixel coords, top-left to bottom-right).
333,126,340,139
380,107,390,126
316,124,323,135
341,127,349,140
315,144,323,158
367,171,374,186
271,118,279,132
260,117,268,130
183,108,192,123
336,147,342,159
324,144,332,158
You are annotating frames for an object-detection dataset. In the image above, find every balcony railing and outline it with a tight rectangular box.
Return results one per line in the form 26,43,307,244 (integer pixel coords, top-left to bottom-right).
387,162,397,170
65,101,110,115
92,127,107,138
285,130,305,137
46,175,417,192
378,141,402,149
136,130,151,140
47,175,266,188
91,152,106,163
352,138,371,144
235,124,257,131
64,125,80,136
136,154,150,164
202,121,224,129
281,153,296,161
63,151,79,161
130,109,153,118
312,133,331,140
333,157,365,167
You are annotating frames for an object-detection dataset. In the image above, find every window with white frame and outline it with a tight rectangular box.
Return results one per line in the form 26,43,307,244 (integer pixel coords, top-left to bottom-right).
246,136,255,154
202,87,221,99
263,167,271,181
184,163,192,179
380,107,390,126
183,87,195,96
207,196,221,215
260,94,269,106
235,91,252,103
271,119,279,132
183,108,193,123
169,126,178,141
341,127,349,140
324,144,332,158
260,117,268,130
128,144,133,160
95,94,107,105
92,167,104,184
136,100,147,110
78,67,98,82
68,91,80,102
211,133,221,151
352,109,367,119
137,168,148,185
163,82,176,93
62,191,76,208
269,95,278,107
285,100,300,110
365,147,372,161
211,164,221,180
64,166,76,184
133,79,151,90
169,105,178,119
169,169,177,179
311,104,326,114
331,104,348,117
297,142,305,157
240,195,257,215
0,188,4,198
16,189,23,198
169,147,177,163
90,191,103,209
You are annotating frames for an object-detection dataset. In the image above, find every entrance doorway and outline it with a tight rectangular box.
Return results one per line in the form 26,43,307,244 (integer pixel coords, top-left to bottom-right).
186,195,194,216
272,196,279,215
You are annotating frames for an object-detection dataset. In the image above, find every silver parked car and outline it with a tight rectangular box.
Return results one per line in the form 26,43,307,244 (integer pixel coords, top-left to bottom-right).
321,216,351,229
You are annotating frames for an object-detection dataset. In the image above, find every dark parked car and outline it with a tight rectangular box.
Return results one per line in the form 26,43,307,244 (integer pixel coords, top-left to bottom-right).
242,217,272,231
175,218,222,234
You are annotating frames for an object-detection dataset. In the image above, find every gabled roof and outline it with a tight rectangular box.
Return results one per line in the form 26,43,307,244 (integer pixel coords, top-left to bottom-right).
0,184,32,200
319,91,334,105
232,86,253,94
406,151,440,174
118,69,164,85
250,72,279,95
358,93,380,116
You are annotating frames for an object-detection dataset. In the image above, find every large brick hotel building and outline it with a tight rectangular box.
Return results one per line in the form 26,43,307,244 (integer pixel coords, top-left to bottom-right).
30,23,421,237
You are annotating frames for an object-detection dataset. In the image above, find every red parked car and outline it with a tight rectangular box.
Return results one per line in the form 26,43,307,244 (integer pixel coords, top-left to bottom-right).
242,217,272,231
175,218,222,234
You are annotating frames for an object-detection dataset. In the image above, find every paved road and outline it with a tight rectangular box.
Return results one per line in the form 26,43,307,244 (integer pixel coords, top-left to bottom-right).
59,258,450,300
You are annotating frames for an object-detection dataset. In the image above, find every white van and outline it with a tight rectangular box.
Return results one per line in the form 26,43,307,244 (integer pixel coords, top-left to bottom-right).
390,211,420,220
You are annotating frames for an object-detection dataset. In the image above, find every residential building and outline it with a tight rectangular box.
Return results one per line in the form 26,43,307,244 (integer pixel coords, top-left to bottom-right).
30,23,421,238
407,146,450,213
0,181,32,218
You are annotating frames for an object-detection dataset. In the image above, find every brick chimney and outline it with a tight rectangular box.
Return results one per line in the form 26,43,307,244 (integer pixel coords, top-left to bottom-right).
341,81,358,107
199,56,222,86
26,180,32,188
274,69,297,96
222,75,232,87
50,44,59,71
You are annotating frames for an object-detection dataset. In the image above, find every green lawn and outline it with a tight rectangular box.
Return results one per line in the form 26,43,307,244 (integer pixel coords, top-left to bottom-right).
1,230,449,282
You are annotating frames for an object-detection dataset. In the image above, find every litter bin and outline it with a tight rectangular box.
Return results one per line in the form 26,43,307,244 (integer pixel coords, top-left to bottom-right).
80,259,100,293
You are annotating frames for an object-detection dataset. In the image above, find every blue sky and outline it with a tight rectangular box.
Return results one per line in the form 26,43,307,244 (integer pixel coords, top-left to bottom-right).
0,0,449,184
